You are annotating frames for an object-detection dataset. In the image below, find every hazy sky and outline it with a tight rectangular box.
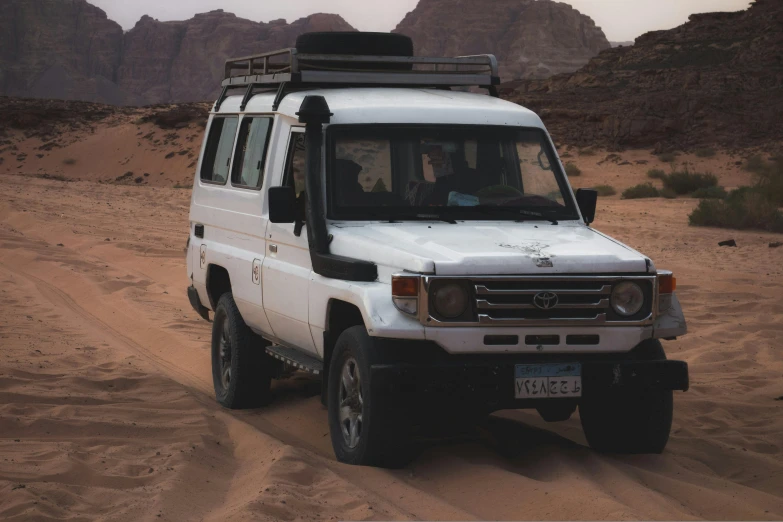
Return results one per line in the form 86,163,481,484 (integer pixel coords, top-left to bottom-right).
91,0,753,42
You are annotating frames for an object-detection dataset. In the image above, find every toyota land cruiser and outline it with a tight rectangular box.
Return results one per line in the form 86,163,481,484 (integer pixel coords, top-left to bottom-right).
186,32,689,467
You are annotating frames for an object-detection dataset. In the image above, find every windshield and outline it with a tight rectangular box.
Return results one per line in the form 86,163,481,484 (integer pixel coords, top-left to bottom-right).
327,125,579,221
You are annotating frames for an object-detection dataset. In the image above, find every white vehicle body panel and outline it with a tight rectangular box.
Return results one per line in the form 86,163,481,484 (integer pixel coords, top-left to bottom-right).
328,221,648,276
187,88,687,360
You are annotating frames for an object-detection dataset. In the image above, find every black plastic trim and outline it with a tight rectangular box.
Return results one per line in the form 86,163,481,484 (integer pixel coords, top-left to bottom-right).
297,96,378,283
187,285,210,321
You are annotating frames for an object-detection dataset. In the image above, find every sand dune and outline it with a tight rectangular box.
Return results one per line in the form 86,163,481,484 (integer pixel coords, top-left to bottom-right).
1,144,782,519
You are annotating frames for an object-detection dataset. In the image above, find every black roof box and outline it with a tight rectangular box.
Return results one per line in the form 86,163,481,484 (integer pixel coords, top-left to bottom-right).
296,32,414,71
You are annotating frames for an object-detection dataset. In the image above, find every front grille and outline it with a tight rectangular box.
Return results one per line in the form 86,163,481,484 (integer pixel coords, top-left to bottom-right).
475,279,610,325
467,276,654,327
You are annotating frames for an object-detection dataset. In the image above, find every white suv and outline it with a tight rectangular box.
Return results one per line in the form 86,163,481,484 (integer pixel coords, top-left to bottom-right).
186,32,689,467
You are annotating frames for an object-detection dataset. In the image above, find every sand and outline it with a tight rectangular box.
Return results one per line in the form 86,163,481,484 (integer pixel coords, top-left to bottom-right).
1,120,783,520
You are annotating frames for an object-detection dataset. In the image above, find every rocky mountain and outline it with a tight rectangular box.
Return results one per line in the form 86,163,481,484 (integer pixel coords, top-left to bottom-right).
0,0,126,104
503,0,783,151
393,0,611,81
117,11,355,104
0,0,354,105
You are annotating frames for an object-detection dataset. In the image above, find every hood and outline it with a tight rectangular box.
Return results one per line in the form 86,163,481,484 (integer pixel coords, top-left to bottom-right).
328,221,649,276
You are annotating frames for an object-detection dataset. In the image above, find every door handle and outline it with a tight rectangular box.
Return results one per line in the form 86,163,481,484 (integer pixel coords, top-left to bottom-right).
269,244,278,253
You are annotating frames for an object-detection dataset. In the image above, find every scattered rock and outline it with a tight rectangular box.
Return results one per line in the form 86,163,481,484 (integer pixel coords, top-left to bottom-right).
11,484,25,491
164,152,176,159
134,177,144,184
718,239,737,247
56,243,64,247
769,242,782,248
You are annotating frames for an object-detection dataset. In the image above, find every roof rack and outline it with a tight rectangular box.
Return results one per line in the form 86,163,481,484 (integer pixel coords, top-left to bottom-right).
215,49,501,111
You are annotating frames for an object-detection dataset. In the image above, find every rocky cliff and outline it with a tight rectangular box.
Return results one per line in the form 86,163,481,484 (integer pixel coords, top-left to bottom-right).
117,11,355,104
0,0,128,104
0,1,354,105
504,0,783,150
393,0,610,81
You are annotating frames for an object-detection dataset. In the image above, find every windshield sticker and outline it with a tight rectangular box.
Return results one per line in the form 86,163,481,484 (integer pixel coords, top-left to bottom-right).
447,192,480,207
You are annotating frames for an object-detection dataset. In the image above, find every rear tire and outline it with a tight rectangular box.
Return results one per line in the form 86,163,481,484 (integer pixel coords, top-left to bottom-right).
327,326,412,467
211,293,273,409
579,340,673,454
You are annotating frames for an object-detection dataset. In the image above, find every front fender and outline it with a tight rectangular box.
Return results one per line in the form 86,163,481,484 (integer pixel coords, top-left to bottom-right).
653,292,687,340
308,272,426,352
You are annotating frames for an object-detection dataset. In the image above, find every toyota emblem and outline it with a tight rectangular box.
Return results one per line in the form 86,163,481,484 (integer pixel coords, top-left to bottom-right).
533,292,559,310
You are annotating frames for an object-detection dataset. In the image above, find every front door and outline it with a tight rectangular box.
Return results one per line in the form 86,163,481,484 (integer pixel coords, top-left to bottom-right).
262,129,317,354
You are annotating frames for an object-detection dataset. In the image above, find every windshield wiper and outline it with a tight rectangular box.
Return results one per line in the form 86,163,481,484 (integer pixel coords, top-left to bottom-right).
466,206,559,225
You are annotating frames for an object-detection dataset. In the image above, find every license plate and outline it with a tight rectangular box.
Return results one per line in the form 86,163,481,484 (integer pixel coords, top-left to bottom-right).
515,363,582,399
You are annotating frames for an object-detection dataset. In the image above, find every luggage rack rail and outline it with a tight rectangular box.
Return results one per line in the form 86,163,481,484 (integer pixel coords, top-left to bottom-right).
215,48,501,111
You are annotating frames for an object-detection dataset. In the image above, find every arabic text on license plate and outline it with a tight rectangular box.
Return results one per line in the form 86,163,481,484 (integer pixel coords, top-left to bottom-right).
514,363,582,399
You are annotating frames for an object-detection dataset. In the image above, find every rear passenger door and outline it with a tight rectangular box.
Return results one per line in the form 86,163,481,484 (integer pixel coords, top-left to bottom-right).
262,129,317,355
191,114,274,336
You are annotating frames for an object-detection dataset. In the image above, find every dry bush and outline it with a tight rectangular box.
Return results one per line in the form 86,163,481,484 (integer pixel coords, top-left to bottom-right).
565,163,582,177
662,169,718,195
622,183,659,199
592,185,616,196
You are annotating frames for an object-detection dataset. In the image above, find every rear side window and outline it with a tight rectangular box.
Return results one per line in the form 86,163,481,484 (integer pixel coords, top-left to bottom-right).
201,116,238,184
231,117,273,189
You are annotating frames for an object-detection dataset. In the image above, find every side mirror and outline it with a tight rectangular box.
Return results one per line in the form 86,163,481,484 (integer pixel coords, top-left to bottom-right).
268,186,297,224
575,188,597,225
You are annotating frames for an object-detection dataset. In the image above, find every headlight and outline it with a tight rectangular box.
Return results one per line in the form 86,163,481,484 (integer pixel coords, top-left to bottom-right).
611,281,644,316
433,283,469,319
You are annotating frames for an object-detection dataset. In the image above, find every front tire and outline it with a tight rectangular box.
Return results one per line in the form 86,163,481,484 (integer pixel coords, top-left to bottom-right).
327,326,411,467
211,293,273,409
579,340,673,454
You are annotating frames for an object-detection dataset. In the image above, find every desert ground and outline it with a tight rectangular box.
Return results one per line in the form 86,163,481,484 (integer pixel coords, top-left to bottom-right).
1,116,782,521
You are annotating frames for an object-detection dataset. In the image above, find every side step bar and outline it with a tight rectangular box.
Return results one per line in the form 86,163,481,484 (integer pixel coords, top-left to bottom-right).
266,344,323,375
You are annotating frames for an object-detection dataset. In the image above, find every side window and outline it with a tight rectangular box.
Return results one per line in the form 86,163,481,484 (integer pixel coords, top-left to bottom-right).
201,116,238,184
231,117,273,189
283,132,307,196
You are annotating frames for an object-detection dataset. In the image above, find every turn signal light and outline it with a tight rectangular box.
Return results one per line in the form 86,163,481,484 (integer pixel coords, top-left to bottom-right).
658,273,676,294
392,276,419,297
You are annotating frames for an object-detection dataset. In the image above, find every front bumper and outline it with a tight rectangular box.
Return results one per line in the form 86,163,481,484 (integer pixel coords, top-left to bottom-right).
369,341,688,412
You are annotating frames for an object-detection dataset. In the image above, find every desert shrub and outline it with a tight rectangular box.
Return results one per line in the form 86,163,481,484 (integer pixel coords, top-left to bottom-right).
662,169,718,194
690,192,783,233
62,158,77,165
565,163,582,177
622,183,659,199
660,188,677,199
647,169,666,180
695,147,716,158
658,152,677,163
744,154,766,173
753,156,783,206
140,105,209,130
173,183,190,189
592,185,617,196
691,186,728,199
